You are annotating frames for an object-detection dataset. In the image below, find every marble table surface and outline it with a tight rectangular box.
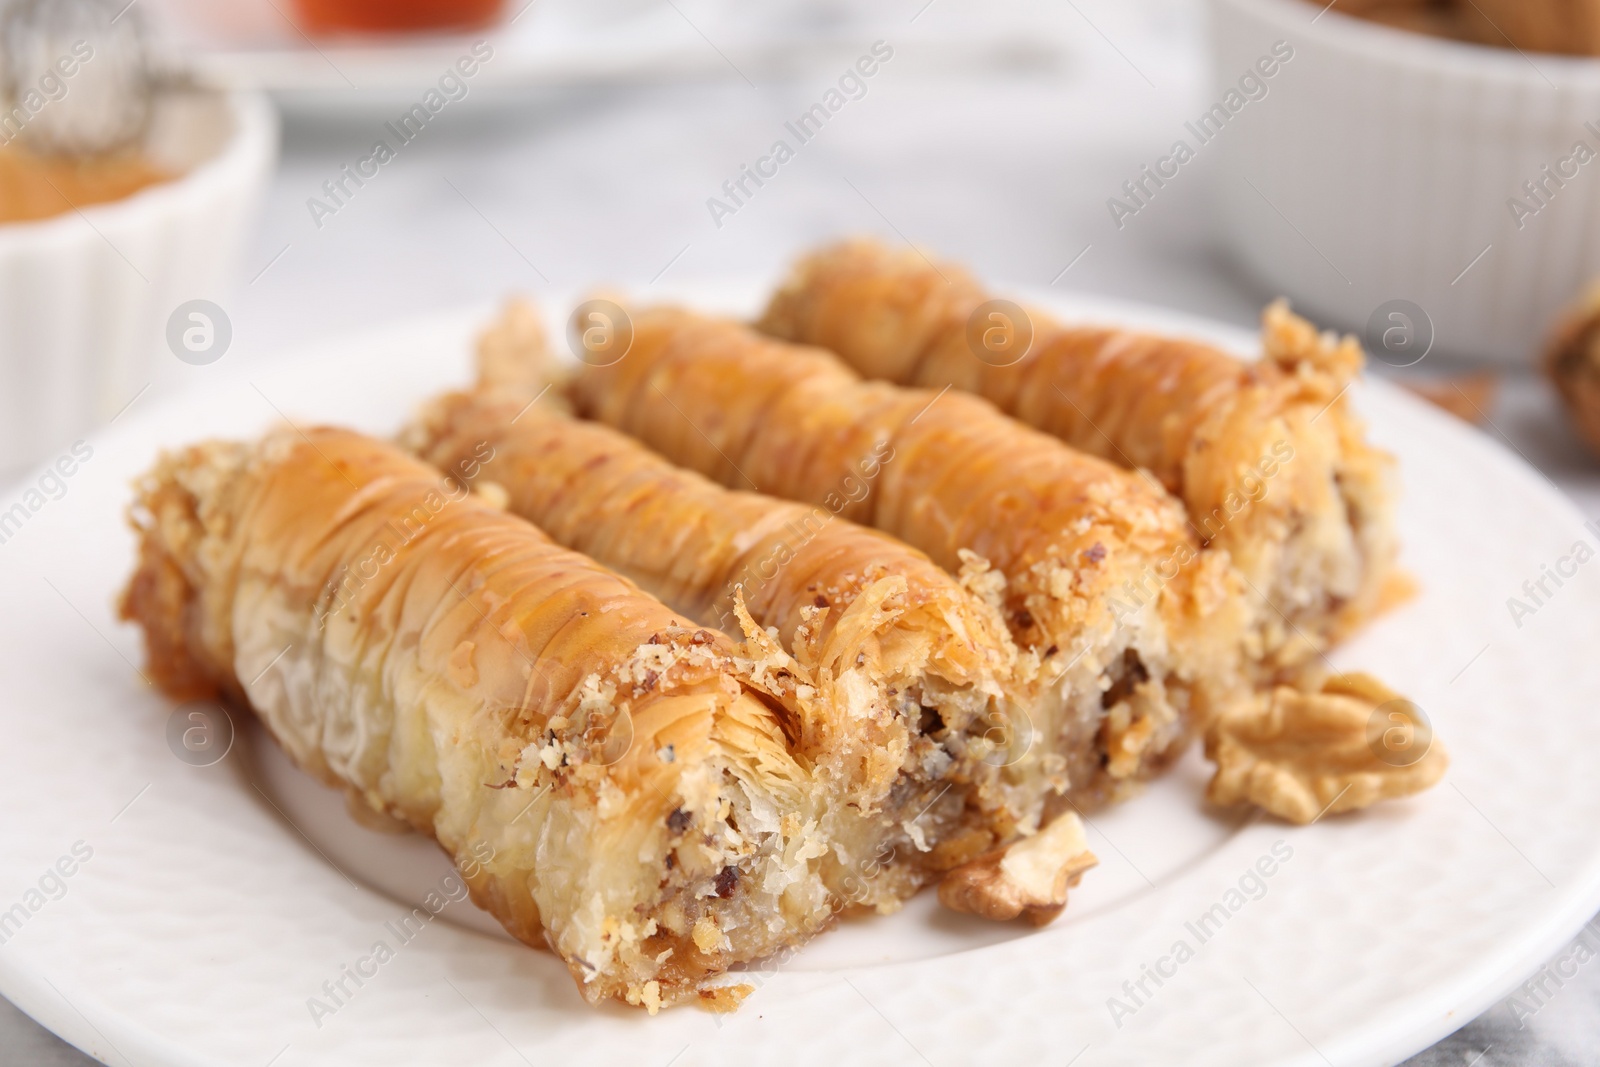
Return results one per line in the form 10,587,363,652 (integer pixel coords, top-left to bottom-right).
4,0,1599,1062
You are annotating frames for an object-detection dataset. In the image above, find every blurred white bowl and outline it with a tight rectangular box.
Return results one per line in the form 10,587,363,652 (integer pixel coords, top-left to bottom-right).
1208,0,1600,365
0,90,277,475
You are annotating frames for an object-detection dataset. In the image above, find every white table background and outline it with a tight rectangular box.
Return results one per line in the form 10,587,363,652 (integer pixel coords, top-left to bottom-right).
5,0,1600,1061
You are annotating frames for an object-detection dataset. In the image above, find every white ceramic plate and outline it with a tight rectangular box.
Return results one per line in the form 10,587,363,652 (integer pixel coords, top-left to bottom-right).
143,0,1066,108
1,285,1597,1067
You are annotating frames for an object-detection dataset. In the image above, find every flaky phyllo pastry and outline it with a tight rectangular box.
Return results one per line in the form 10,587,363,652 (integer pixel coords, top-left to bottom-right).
119,428,845,1011
565,305,1253,810
114,287,1448,1017
759,239,1399,677
406,303,1082,918
563,304,1446,826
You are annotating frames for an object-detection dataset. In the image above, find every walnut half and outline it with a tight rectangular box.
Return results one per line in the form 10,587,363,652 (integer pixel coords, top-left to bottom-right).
937,812,1098,925
1205,673,1448,824
1545,281,1600,460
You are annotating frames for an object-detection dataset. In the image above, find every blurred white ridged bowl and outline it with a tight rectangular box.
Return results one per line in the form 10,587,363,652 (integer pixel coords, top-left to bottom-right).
0,90,277,474
1208,0,1600,364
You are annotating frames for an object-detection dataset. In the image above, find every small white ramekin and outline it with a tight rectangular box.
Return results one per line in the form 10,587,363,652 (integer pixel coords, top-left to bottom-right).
0,90,277,475
1207,0,1600,365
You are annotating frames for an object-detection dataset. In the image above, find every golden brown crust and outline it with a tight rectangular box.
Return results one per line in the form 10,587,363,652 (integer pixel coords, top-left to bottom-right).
759,239,1398,676
119,427,837,1011
120,522,235,702
411,382,1040,908
566,306,1251,810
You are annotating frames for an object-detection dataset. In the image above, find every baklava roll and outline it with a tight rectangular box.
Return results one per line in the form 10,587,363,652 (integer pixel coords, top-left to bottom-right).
119,427,837,1012
568,307,1253,810
412,384,1045,911
759,239,1398,675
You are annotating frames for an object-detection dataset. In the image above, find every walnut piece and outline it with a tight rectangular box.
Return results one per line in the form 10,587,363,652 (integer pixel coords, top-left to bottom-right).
937,812,1097,925
1468,0,1600,55
1545,281,1600,460
691,916,722,954
1204,673,1448,824
696,984,753,1013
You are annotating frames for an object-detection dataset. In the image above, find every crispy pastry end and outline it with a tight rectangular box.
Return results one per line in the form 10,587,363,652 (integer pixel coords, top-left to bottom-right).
476,297,568,399
1204,673,1448,824
1261,298,1364,396
937,813,1097,925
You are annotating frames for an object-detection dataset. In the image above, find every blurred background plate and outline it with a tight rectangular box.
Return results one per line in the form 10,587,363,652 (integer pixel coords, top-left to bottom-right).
144,0,1082,110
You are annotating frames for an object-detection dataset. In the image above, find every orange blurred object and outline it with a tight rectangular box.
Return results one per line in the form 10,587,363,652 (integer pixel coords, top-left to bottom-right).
0,145,172,225
293,0,506,34
1399,374,1499,425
